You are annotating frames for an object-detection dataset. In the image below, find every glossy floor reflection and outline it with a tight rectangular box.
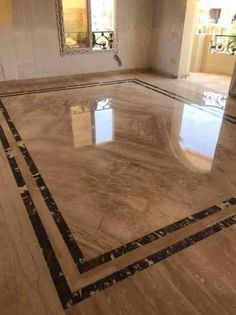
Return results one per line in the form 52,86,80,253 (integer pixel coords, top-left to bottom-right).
2,80,236,260
1,73,236,315
71,98,113,148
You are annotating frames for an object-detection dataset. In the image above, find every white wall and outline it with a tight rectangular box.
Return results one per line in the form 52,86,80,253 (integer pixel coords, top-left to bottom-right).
0,0,154,81
150,0,188,77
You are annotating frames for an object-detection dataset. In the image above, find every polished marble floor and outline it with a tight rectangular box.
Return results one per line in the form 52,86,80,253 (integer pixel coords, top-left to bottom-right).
186,72,232,95
0,71,236,315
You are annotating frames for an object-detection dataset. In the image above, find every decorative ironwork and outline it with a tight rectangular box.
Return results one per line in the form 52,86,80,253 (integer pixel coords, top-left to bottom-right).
210,35,236,55
92,31,114,49
203,91,227,109
63,31,114,50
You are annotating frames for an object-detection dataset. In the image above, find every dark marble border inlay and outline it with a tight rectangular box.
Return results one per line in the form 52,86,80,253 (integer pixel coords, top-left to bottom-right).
0,125,72,309
133,79,236,125
1,99,236,274
1,81,236,308
0,79,133,98
2,117,236,309
0,99,85,270
1,78,235,125
1,121,236,309
69,213,236,306
80,197,236,272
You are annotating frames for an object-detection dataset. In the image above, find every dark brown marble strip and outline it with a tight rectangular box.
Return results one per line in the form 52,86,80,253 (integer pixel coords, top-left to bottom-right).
1,76,235,124
0,125,72,309
225,112,236,120
2,117,235,310
0,79,133,98
133,79,236,125
1,82,236,310
69,213,236,307
0,100,85,271
134,78,210,108
134,78,224,108
1,98,235,276
79,197,236,272
133,80,183,102
224,116,236,125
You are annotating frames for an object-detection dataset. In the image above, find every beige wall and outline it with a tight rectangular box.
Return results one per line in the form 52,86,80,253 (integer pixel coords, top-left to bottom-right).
190,34,206,72
0,0,154,81
150,0,188,77
229,62,236,96
190,34,236,76
178,0,199,78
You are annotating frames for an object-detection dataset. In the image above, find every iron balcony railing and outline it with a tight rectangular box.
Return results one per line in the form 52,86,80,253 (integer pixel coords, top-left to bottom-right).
64,31,114,50
210,35,236,55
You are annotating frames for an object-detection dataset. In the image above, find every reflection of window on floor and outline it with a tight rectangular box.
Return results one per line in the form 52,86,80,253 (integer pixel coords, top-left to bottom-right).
179,102,224,172
203,91,227,108
95,99,113,144
71,98,113,148
56,0,116,54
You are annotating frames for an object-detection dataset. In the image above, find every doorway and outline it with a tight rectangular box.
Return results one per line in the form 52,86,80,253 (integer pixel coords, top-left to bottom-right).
182,0,236,94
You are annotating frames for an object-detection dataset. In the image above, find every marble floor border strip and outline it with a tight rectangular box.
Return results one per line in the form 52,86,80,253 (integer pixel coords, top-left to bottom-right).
1,99,236,310
0,124,72,309
2,117,236,310
69,213,236,307
0,79,133,98
79,197,236,272
1,76,236,124
0,100,85,271
1,99,236,275
224,116,236,124
134,78,211,106
133,79,236,124
0,81,235,273
225,112,236,121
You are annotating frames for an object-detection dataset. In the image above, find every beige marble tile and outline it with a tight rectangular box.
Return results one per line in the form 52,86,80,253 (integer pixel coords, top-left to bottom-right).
2,78,236,259
1,72,236,314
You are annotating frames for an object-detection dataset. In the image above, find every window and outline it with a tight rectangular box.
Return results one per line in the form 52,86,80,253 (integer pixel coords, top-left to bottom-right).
55,0,117,55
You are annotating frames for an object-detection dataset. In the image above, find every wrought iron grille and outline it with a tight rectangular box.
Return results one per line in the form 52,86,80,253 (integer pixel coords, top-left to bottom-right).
64,31,114,50
210,35,236,55
92,31,114,50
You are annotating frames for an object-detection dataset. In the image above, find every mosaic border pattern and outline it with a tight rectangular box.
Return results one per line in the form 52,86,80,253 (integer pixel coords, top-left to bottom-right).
0,79,236,309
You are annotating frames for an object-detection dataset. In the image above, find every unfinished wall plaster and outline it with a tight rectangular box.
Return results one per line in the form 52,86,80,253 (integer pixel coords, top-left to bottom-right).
150,0,188,77
0,0,153,81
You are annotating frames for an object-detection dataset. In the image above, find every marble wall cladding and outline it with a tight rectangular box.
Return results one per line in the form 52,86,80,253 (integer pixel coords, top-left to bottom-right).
0,0,154,80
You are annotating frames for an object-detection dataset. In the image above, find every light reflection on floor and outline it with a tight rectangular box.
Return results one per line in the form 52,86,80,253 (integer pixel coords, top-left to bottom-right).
179,91,226,172
71,98,113,148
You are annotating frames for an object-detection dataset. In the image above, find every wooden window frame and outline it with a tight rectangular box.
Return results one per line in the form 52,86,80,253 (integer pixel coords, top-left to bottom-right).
55,0,118,56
